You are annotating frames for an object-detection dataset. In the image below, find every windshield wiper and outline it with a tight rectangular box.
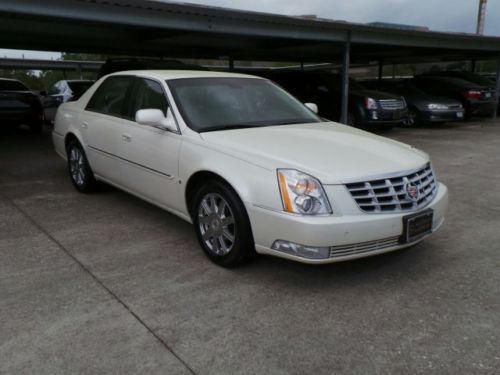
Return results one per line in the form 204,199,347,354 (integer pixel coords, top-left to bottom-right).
199,123,268,133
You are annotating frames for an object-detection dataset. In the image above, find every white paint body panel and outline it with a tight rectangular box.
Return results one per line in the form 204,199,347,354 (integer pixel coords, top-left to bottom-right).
53,70,449,264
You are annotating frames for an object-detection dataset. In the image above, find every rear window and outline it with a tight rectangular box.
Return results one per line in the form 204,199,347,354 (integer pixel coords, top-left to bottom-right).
0,80,29,91
68,81,94,96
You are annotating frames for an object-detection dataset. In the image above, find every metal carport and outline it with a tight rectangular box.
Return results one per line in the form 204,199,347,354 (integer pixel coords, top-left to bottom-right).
1,0,500,123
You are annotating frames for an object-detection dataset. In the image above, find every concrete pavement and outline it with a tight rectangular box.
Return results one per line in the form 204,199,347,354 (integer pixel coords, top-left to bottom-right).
1,122,499,374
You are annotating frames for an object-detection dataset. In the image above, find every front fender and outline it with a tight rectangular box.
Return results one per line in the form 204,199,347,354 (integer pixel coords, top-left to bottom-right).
179,139,283,215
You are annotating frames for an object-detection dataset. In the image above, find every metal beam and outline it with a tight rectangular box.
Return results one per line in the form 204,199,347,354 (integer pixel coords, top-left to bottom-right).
340,33,351,125
494,55,500,121
0,57,102,71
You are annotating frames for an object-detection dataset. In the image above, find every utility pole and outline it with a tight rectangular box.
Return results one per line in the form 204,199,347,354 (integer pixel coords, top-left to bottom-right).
476,0,488,35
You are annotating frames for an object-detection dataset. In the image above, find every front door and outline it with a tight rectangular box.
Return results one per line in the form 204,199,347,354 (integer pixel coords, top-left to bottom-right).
115,77,183,212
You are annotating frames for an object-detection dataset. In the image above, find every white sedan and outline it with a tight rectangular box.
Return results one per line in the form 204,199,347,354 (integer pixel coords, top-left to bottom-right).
52,70,448,267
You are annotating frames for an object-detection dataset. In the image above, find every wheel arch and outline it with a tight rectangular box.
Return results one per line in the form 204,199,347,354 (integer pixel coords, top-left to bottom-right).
185,170,243,219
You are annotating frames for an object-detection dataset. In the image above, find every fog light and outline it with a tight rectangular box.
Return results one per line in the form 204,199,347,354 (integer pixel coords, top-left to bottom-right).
371,111,378,120
272,240,330,259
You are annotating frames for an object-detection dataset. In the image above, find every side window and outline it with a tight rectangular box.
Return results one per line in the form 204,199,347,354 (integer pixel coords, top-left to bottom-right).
86,76,131,117
129,78,168,119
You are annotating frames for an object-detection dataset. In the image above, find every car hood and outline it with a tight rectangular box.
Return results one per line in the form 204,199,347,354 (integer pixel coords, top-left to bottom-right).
200,122,429,184
350,89,402,100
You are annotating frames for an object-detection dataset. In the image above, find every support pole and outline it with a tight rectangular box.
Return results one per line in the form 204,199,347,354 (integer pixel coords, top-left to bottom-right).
494,56,500,121
378,60,383,81
228,58,234,71
340,33,351,125
392,64,396,79
471,59,477,73
76,64,83,80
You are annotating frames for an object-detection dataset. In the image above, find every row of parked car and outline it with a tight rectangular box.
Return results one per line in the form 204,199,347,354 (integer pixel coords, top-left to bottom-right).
0,78,94,132
1,58,498,133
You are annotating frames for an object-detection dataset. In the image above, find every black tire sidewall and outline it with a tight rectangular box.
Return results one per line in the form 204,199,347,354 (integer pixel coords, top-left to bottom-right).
192,180,255,267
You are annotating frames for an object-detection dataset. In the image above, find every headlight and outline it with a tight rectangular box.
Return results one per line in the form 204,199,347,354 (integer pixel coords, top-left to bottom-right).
277,169,332,215
427,103,449,110
365,97,378,110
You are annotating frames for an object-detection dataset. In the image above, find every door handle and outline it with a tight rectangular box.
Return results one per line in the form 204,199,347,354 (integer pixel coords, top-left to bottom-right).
122,134,132,142
82,122,88,129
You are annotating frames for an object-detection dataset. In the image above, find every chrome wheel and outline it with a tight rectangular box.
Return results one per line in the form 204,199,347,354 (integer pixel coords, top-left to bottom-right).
69,147,86,186
198,193,236,256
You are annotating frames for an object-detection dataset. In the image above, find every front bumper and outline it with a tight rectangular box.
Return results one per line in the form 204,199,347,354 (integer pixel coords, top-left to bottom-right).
421,109,465,123
247,182,448,264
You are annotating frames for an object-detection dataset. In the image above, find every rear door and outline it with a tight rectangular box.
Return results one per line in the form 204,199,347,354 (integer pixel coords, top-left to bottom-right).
79,75,134,183
114,77,183,211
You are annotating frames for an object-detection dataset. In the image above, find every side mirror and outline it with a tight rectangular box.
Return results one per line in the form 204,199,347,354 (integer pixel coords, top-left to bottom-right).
305,103,318,114
135,108,177,132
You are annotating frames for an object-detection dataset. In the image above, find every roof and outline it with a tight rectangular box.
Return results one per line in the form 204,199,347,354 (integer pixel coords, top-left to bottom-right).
0,0,499,64
109,70,261,80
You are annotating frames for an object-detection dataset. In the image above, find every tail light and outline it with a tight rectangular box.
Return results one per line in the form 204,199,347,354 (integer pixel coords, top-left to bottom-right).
463,90,482,100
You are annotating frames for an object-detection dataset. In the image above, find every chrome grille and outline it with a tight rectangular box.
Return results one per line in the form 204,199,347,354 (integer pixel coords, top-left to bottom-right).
379,99,405,110
346,163,437,213
330,236,400,258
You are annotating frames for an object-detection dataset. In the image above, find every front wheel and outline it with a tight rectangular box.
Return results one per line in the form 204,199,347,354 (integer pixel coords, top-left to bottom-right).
403,108,421,127
67,140,98,193
192,180,255,267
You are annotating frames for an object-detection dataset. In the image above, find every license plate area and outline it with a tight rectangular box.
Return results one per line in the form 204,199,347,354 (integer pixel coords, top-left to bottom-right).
401,209,433,244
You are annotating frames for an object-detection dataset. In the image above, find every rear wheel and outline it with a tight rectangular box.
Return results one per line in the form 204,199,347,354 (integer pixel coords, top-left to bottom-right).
192,180,255,267
67,140,98,193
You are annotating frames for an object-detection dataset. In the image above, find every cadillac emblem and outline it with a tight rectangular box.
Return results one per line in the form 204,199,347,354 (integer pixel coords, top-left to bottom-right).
405,182,420,202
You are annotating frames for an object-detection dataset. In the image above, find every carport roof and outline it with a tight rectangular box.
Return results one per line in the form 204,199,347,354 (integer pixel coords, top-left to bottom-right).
0,0,500,64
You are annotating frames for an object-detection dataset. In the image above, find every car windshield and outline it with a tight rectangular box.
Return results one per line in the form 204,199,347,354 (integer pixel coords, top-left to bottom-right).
167,77,321,132
68,81,94,96
0,80,29,91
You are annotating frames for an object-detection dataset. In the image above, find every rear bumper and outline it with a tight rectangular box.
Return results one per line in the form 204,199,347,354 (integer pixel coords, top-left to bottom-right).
247,183,448,264
467,101,497,116
0,109,40,124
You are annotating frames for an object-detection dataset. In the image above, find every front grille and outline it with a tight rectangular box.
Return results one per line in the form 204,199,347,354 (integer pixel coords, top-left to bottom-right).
330,236,400,258
447,104,462,110
379,99,405,110
345,163,437,213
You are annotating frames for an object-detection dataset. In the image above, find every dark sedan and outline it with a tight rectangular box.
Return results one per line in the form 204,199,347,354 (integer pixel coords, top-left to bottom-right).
364,79,465,126
244,70,408,129
412,76,496,118
0,78,44,133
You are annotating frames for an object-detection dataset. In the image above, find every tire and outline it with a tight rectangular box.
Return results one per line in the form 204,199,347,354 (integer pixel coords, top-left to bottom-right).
404,107,421,127
192,180,255,267
347,112,357,127
66,140,98,193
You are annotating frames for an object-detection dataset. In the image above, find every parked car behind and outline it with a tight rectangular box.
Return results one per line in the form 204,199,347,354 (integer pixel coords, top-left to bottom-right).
0,78,44,133
419,71,497,98
244,70,408,129
52,70,448,267
43,80,94,123
412,76,496,118
364,79,464,126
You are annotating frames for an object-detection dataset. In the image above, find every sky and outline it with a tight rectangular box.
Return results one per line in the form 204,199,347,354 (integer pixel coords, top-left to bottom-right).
0,0,498,59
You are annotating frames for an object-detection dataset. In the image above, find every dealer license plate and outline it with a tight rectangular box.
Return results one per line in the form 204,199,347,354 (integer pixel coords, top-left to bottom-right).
456,112,464,118
402,209,433,243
